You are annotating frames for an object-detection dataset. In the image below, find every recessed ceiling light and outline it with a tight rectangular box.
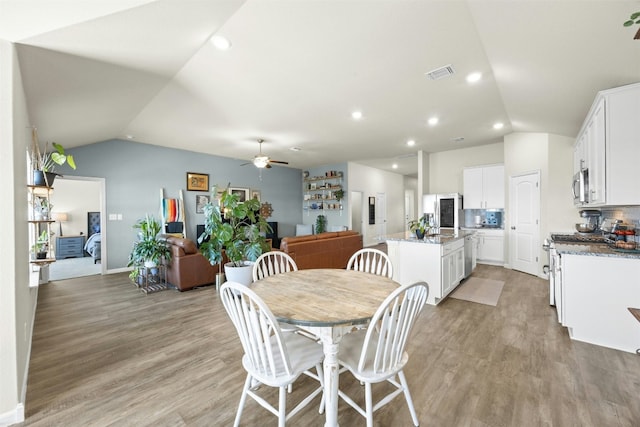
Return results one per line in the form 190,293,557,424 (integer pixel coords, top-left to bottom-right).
289,147,302,152
493,122,504,130
351,111,363,120
466,72,482,83
406,139,416,146
125,135,135,139
427,117,439,126
392,163,398,169
211,35,231,50
451,136,465,142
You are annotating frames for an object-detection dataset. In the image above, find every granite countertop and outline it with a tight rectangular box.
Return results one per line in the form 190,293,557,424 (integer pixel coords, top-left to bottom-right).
555,242,640,259
383,230,474,245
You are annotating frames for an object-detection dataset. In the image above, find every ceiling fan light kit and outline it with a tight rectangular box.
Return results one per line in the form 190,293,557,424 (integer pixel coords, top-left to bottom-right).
242,139,289,170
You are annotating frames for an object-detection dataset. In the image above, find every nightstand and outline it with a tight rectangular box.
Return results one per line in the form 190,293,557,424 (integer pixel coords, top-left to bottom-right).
55,235,85,259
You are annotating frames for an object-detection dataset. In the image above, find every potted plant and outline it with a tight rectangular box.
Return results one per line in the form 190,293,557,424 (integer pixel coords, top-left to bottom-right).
198,185,271,286
31,230,49,259
408,214,432,239
29,127,77,186
127,215,171,282
315,214,327,234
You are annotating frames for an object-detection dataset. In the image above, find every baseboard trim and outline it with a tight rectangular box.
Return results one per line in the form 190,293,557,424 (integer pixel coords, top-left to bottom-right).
107,267,131,275
0,403,24,427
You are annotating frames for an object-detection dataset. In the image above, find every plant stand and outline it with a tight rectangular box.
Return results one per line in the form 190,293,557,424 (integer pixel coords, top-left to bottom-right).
133,264,168,294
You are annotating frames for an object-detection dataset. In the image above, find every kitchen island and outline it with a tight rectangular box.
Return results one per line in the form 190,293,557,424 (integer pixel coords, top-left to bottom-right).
385,230,476,305
553,241,640,353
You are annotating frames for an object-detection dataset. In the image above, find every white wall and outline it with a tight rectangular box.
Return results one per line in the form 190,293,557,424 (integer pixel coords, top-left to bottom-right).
348,162,405,246
548,134,580,234
429,142,504,194
0,39,35,426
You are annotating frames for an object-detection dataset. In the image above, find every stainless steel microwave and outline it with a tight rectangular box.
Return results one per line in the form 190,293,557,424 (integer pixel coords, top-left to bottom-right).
573,168,589,204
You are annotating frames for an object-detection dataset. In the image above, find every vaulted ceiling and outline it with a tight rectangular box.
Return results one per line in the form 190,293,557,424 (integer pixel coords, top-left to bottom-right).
2,1,639,176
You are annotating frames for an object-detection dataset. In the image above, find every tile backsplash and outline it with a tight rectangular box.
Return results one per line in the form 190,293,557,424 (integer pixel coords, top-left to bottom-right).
601,206,640,228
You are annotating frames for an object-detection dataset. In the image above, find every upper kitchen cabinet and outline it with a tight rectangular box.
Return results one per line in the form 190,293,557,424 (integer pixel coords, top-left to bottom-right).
575,82,640,207
574,98,605,206
463,164,505,209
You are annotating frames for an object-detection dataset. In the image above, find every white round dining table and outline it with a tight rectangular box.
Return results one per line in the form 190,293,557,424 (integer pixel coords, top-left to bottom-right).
251,268,399,427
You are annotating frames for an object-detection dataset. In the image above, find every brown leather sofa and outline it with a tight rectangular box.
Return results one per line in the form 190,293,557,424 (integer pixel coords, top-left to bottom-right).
279,230,363,270
164,236,219,291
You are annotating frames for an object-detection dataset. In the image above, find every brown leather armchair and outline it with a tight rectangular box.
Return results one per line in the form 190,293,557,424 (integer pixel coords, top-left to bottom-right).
164,236,219,291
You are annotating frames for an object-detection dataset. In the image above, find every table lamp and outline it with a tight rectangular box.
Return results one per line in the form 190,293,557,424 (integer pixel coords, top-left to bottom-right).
52,212,68,236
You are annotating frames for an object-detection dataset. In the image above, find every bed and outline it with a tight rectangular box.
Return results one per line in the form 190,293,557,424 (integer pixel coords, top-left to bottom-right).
85,211,101,263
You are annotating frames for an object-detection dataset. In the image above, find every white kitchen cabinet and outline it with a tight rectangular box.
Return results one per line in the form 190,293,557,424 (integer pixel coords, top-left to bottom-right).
587,98,606,205
605,84,640,205
476,229,504,265
463,164,504,209
386,236,465,305
574,82,640,206
562,253,640,353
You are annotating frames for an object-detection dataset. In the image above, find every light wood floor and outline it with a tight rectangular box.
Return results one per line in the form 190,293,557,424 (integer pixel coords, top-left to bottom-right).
18,265,640,426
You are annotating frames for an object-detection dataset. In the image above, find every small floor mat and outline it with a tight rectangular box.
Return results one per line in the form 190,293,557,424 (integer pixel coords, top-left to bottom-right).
449,276,505,306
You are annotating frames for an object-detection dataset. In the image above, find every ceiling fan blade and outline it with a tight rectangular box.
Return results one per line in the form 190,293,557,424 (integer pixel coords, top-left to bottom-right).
266,163,272,169
240,162,252,166
269,160,289,165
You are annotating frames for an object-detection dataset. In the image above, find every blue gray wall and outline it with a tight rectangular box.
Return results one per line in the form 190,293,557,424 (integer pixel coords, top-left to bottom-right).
65,139,303,270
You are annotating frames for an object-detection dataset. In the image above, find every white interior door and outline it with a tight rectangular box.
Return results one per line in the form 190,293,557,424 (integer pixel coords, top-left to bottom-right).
509,171,540,276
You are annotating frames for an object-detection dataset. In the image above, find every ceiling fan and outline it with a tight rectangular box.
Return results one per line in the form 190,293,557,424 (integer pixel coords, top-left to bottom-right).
242,139,289,169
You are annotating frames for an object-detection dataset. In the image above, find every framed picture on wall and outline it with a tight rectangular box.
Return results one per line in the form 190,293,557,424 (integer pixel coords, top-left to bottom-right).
195,194,210,214
186,172,209,191
229,187,249,203
251,190,261,202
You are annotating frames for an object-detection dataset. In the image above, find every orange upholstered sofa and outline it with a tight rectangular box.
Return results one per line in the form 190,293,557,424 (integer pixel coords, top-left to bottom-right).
279,230,363,270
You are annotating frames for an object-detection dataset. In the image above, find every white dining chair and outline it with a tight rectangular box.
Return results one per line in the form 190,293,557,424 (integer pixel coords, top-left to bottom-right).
252,251,298,282
220,281,325,427
336,281,429,427
346,248,394,279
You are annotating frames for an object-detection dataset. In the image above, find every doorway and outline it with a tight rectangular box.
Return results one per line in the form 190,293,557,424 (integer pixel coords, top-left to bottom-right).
48,176,106,280
509,171,540,276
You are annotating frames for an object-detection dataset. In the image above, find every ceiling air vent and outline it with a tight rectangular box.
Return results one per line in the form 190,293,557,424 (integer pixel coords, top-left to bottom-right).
425,64,455,80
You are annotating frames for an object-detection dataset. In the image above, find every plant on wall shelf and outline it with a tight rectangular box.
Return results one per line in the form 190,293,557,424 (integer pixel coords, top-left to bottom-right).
31,230,49,259
334,189,344,202
29,128,77,173
623,11,640,39
29,127,77,186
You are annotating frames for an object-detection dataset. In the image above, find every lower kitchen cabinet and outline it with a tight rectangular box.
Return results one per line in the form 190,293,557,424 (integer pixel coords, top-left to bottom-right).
476,229,504,265
562,254,640,353
386,236,466,305
55,235,85,259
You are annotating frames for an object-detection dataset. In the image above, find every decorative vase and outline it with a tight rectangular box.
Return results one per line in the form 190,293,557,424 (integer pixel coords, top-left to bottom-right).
224,261,254,286
415,229,425,240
